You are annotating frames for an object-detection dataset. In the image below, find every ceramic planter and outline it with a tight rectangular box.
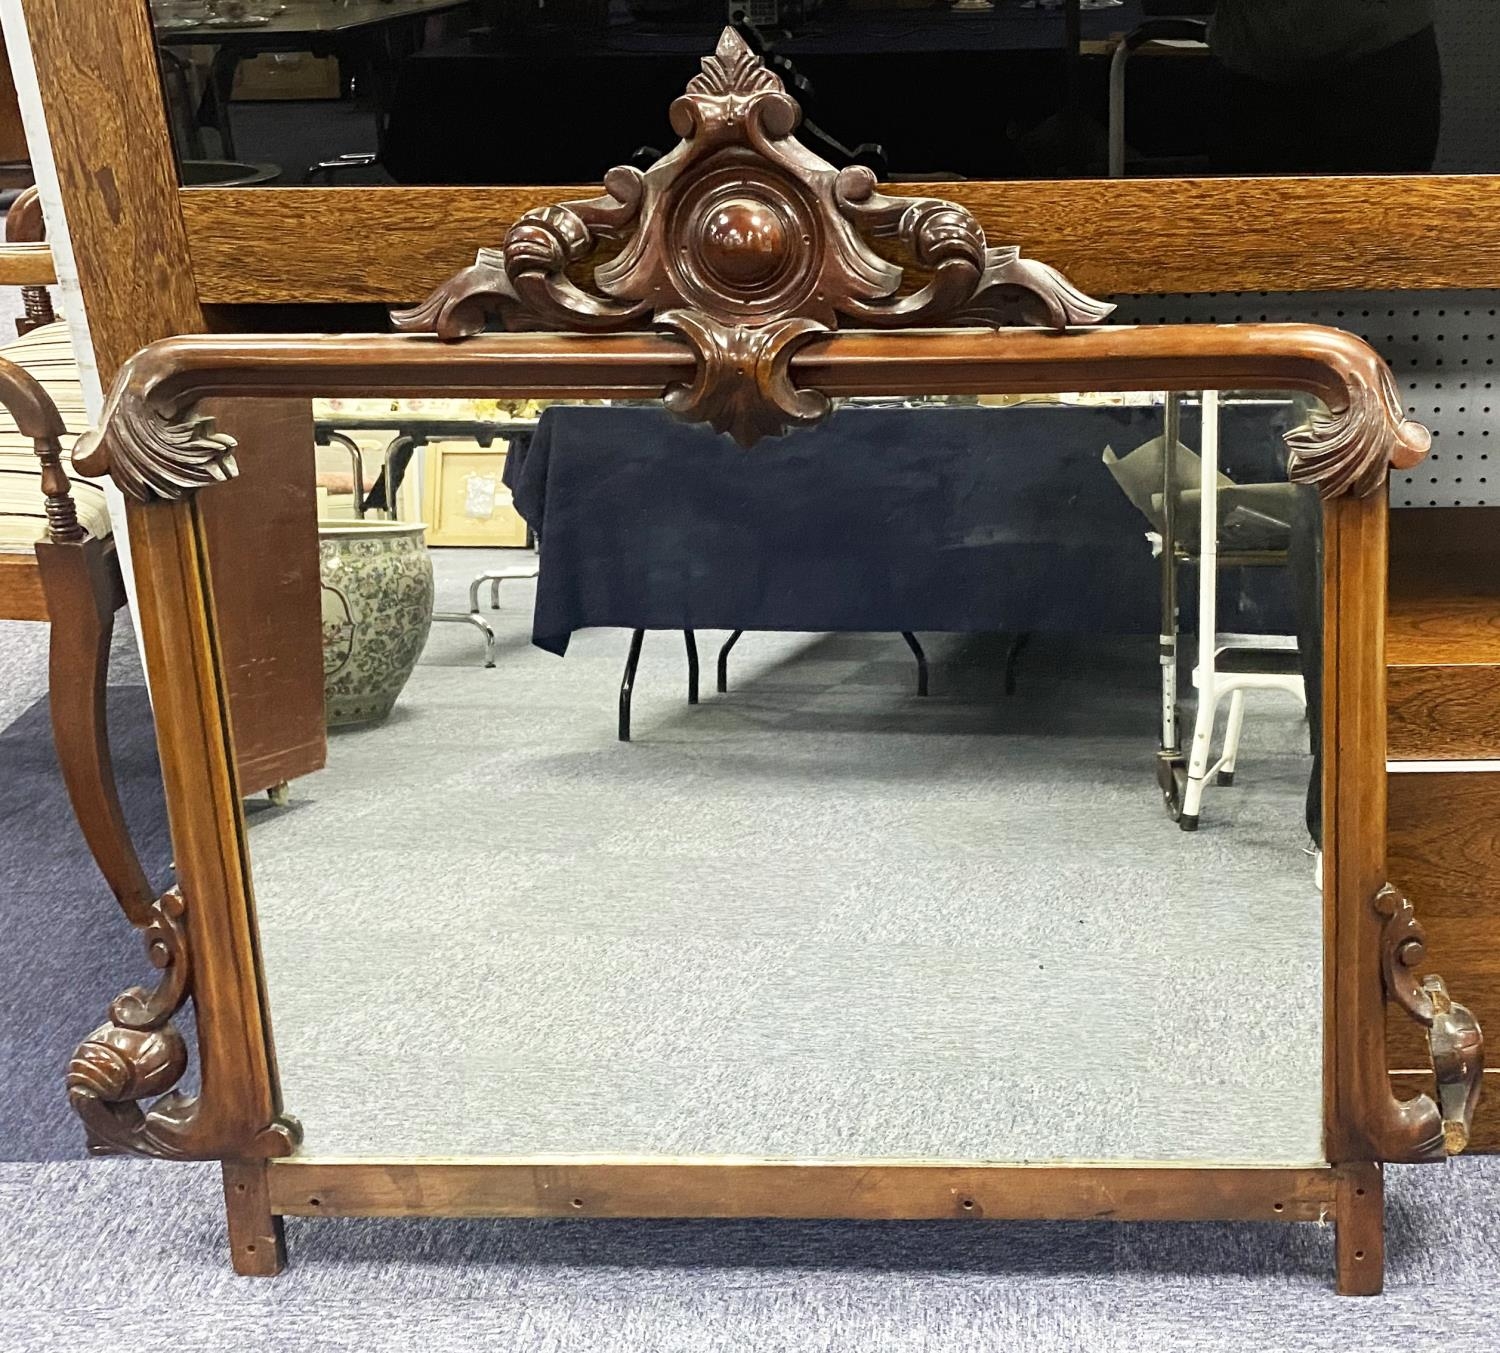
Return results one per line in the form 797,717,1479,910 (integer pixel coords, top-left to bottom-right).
318,520,434,727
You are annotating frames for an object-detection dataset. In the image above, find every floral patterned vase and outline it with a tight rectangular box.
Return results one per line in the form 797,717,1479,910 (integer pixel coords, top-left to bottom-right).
319,521,435,727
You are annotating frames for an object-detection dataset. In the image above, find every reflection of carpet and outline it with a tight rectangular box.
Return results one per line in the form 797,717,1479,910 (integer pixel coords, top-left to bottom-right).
0,686,173,1161
252,560,1325,1165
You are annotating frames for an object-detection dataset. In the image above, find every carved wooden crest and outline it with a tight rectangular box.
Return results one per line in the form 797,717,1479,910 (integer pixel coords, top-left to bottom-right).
393,26,1114,445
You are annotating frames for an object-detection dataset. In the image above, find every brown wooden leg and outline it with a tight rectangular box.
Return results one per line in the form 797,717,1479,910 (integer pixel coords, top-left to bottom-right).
34,536,154,926
1335,1162,1384,1296
223,1160,287,1276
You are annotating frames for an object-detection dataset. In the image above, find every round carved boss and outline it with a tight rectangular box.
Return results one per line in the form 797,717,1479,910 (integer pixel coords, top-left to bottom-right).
668,167,821,320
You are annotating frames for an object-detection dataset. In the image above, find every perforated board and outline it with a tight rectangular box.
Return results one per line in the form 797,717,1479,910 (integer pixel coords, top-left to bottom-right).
1111,291,1500,508
1434,0,1500,173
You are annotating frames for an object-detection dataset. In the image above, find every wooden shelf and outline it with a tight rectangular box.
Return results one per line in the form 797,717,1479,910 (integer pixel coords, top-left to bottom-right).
1387,507,1500,760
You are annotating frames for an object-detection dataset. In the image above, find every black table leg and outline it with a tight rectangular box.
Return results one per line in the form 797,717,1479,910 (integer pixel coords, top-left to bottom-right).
717,630,743,694
685,630,699,705
619,629,645,743
902,632,929,697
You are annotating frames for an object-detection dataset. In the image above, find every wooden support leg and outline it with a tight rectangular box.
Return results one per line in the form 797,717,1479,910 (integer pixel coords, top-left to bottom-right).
223,1160,287,1277
1335,1162,1384,1296
35,537,155,927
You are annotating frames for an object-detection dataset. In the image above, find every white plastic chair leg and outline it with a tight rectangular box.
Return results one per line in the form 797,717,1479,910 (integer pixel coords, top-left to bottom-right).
1179,684,1219,830
1217,689,1246,785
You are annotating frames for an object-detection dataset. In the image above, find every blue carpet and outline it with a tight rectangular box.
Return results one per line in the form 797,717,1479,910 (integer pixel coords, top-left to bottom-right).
0,686,174,1160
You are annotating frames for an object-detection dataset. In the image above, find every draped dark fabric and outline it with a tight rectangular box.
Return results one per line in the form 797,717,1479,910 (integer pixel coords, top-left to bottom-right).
506,403,1301,657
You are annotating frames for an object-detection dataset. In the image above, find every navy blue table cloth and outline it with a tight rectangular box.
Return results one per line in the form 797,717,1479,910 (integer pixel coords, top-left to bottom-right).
505,403,1301,658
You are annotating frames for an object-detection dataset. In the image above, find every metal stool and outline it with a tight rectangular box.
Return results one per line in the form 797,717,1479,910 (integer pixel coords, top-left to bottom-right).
431,565,539,670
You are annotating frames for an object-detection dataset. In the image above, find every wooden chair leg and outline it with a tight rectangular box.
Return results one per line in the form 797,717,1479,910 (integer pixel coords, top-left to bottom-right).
1335,1162,1384,1296
35,536,155,927
223,1160,288,1276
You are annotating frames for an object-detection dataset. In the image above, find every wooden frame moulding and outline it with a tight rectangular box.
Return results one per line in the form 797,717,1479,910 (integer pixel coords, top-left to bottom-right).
65,27,1483,1297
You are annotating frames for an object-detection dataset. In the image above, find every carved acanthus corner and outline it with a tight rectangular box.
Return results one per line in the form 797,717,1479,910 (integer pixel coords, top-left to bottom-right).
72,393,238,504
1376,884,1484,1157
66,888,300,1160
392,26,1113,445
1285,360,1432,500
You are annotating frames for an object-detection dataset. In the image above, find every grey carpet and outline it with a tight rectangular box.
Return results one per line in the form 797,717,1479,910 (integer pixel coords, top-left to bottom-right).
1,1156,1497,1352
249,549,1323,1165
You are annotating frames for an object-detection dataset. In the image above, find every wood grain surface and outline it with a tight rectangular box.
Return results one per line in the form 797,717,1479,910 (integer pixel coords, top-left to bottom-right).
0,549,45,618
1388,666,1500,761
1385,506,1500,1132
197,399,325,798
0,242,55,286
1387,772,1500,1100
179,176,1500,305
24,0,328,801
21,0,204,379
1389,507,1500,669
1335,1162,1384,1297
266,1160,1339,1223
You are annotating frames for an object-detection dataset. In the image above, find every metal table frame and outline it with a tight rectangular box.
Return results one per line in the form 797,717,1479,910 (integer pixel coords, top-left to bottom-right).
314,412,539,668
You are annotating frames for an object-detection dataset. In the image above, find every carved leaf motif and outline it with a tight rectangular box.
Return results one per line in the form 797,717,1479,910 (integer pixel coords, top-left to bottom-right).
1375,884,1484,1158
660,312,830,447
109,888,188,1030
1286,362,1431,500
73,401,238,505
688,27,781,98
1376,882,1431,1022
68,1024,193,1157
66,889,302,1160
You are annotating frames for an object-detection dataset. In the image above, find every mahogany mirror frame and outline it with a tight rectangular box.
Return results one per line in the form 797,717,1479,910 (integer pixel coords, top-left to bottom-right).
61,29,1484,1297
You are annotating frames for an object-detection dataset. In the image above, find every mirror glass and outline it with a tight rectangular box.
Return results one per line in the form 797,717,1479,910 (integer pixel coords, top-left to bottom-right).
150,3,1476,187
214,384,1326,1164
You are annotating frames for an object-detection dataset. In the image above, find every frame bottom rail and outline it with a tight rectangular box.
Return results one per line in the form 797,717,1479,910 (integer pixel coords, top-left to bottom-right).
266,1159,1341,1224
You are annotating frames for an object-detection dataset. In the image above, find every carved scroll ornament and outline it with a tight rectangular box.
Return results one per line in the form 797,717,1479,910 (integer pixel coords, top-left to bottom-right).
66,888,300,1160
391,26,1114,446
1376,884,1484,1157
77,27,1430,497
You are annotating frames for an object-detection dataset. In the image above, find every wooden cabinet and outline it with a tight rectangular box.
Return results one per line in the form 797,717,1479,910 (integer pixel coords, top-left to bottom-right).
1387,507,1500,1147
198,398,327,798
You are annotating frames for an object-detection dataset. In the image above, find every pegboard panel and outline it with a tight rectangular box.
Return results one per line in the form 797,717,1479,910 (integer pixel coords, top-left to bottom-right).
1110,291,1500,508
1434,0,1500,173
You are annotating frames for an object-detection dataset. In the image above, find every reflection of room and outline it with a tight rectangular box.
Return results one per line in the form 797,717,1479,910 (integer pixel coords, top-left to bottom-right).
264,388,1325,1163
